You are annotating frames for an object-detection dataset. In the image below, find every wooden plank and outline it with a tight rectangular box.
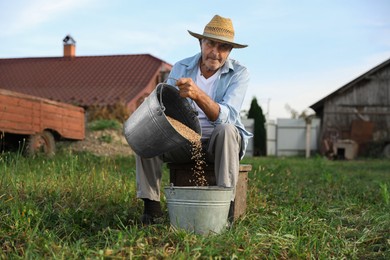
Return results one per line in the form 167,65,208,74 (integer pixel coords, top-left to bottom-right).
0,120,38,134
0,102,35,116
0,110,33,123
0,113,84,132
0,89,84,110
38,114,84,139
63,122,85,131
0,95,34,109
351,120,374,144
63,117,84,126
42,114,63,122
239,164,253,172
61,130,84,140
233,172,248,220
40,103,62,114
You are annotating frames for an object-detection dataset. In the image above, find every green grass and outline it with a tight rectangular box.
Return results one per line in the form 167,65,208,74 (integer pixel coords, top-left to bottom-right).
1,151,389,259
87,119,122,131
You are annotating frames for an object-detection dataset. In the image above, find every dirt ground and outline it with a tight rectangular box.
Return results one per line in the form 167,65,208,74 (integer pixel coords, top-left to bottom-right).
67,128,134,157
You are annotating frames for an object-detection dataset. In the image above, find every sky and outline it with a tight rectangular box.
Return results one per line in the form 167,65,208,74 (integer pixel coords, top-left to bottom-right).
1,0,389,120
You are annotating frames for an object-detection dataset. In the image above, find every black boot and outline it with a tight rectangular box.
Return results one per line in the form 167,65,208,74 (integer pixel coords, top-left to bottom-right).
228,201,234,224
141,199,163,225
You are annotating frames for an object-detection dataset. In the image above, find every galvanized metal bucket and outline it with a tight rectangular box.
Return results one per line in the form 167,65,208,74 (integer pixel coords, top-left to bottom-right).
123,83,201,158
164,186,233,235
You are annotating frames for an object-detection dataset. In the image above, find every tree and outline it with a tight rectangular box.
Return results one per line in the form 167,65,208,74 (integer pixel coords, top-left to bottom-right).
247,97,267,156
285,104,315,121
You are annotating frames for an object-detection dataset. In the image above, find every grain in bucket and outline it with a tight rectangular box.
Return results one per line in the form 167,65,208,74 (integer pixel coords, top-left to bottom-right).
123,83,201,158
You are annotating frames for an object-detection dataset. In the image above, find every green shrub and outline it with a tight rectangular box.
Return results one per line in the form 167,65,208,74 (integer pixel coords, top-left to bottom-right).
88,120,122,131
247,97,267,156
87,101,130,122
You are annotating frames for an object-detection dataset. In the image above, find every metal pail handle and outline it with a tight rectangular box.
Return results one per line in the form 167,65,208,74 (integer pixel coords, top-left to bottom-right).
156,78,198,116
156,82,167,115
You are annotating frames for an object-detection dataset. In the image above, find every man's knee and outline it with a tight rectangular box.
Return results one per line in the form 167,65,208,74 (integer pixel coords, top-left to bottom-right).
214,124,239,138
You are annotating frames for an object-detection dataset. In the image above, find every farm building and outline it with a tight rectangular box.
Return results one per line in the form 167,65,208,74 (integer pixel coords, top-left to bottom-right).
0,35,172,116
310,57,390,158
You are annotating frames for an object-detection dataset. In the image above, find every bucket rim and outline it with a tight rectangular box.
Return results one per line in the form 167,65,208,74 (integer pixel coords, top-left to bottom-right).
164,186,233,191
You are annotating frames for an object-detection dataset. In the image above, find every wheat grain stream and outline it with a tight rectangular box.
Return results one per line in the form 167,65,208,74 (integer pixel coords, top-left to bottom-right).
166,116,208,186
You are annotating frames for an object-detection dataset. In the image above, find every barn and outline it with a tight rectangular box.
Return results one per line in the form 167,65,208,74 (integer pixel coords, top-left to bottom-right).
310,57,390,158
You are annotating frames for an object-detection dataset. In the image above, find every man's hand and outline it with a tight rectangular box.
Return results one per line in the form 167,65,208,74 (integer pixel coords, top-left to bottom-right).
176,78,200,100
175,77,220,122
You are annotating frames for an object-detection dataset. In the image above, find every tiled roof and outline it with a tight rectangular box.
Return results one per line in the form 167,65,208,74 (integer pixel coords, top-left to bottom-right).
0,54,170,106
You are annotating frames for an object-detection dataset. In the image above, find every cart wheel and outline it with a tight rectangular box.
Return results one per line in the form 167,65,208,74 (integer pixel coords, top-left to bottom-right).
26,130,56,157
383,144,390,159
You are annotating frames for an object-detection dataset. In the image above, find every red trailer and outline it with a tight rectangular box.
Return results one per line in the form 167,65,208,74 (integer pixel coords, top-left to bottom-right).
0,88,85,156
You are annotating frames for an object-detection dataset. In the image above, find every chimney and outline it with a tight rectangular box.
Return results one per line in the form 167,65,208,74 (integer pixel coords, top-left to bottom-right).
63,35,76,58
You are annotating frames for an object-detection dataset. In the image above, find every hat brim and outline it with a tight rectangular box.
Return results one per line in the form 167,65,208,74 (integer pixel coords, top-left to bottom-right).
188,30,248,49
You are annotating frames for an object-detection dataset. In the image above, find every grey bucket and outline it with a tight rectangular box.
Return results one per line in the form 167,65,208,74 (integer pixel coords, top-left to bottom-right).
123,83,201,158
164,186,233,235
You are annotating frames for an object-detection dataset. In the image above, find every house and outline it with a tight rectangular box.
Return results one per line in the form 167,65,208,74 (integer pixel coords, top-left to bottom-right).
0,35,172,114
310,57,390,158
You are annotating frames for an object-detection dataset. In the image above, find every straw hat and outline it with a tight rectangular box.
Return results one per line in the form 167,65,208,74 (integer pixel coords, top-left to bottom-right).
188,15,248,49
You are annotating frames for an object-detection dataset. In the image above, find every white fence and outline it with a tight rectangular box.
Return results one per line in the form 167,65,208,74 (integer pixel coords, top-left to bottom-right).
266,118,321,157
241,118,254,157
266,120,276,156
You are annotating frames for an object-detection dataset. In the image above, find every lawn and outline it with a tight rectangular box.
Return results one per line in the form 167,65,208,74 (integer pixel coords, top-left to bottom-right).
1,150,389,259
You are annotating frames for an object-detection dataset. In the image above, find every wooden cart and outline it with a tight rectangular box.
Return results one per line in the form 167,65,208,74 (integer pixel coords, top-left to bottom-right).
0,88,85,156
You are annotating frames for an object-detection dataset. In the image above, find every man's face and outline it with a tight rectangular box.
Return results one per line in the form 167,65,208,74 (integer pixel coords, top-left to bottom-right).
200,39,233,72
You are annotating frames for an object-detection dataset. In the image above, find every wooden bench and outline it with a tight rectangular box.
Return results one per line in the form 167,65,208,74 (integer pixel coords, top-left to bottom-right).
167,163,252,221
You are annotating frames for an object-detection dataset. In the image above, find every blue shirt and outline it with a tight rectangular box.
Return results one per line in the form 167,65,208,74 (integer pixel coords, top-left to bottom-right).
167,53,253,159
